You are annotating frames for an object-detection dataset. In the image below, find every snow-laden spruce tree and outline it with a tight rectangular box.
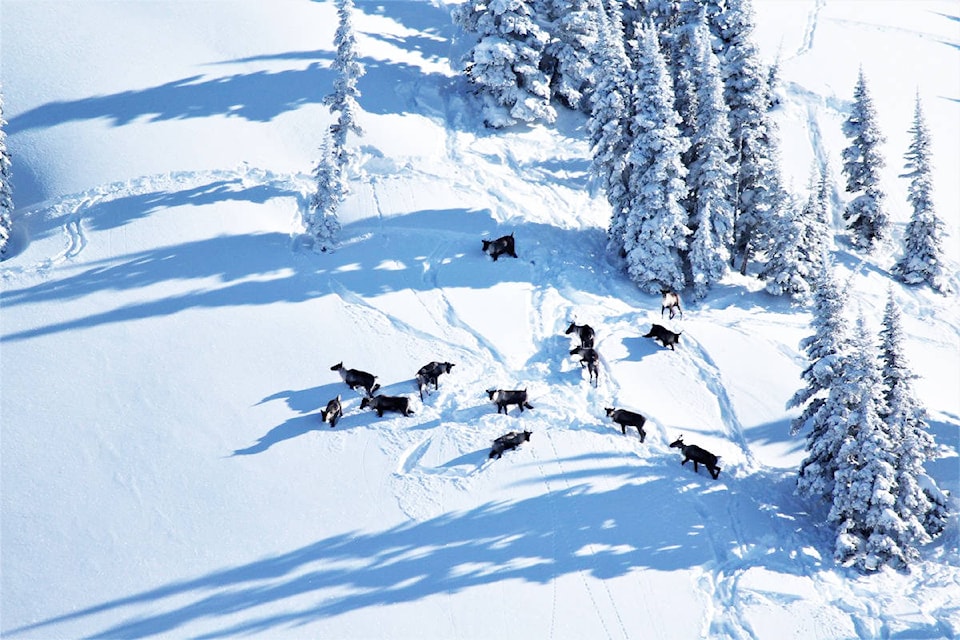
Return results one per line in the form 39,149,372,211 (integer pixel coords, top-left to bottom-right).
715,0,783,274
766,48,783,109
454,0,555,127
879,290,949,540
307,132,344,252
686,20,735,300
893,95,947,292
790,256,851,502
804,167,834,270
0,88,13,256
325,0,365,153
588,0,634,257
760,195,813,301
761,166,830,301
830,314,906,571
539,0,602,112
307,0,364,251
620,23,689,293
841,68,889,252
667,0,703,156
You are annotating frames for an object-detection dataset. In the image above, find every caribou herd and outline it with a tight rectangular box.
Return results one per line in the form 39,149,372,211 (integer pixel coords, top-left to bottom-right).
316,235,720,478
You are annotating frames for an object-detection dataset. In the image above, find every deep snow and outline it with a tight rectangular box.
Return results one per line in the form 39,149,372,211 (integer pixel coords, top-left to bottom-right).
1,1,958,638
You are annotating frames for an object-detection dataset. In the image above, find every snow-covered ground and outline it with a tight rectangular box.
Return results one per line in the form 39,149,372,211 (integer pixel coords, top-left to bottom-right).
1,1,958,638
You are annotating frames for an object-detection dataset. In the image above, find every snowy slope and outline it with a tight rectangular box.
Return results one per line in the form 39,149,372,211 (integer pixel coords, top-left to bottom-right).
1,1,958,639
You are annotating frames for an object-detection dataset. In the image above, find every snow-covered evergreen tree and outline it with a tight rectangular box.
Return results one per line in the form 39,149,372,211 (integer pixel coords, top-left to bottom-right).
325,0,365,152
307,0,363,251
686,20,735,300
620,23,689,293
841,68,889,252
893,95,947,292
454,0,556,127
715,0,783,274
804,166,833,270
830,315,906,571
0,88,13,256
538,0,602,111
700,0,727,50
761,166,830,301
667,1,703,158
766,47,783,109
759,195,812,301
307,132,345,252
790,256,850,502
588,0,634,257
879,290,948,540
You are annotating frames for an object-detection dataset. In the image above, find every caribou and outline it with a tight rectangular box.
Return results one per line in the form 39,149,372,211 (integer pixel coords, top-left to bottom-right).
564,322,595,349
643,324,682,351
331,362,380,397
660,289,683,319
416,361,455,400
489,430,533,459
481,233,518,261
486,388,534,414
320,395,343,428
360,394,414,418
604,407,647,441
669,435,721,479
570,345,600,386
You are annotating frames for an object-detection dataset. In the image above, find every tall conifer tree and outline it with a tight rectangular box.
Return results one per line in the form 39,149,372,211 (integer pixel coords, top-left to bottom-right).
762,166,830,301
686,20,735,299
715,0,783,274
791,257,850,502
308,0,364,251
539,0,602,111
879,291,948,540
841,68,889,251
588,0,634,257
893,95,946,291
830,315,904,571
760,195,812,301
620,23,689,293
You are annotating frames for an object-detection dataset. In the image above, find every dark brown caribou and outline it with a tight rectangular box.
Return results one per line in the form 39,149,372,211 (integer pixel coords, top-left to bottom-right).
670,436,721,479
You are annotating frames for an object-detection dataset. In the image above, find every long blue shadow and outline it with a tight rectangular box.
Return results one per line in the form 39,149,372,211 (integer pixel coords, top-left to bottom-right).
4,465,815,639
1,197,612,343
7,0,461,136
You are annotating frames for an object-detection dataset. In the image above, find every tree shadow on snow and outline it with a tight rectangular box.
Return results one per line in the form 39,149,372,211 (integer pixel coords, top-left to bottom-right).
19,178,302,247
743,418,806,455
925,416,960,492
6,462,822,639
7,2,458,138
1,204,609,344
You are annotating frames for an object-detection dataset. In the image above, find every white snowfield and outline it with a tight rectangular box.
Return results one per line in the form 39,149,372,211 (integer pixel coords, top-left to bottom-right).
1,1,958,639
